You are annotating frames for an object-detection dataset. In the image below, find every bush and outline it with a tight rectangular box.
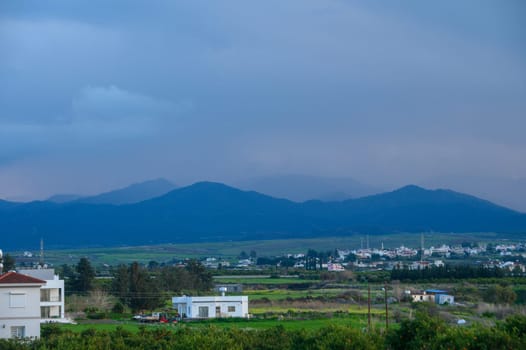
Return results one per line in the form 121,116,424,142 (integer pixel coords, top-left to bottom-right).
86,312,107,320
112,301,125,314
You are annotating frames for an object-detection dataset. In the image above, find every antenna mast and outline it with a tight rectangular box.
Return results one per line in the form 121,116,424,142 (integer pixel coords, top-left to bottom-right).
420,233,424,263
40,238,44,267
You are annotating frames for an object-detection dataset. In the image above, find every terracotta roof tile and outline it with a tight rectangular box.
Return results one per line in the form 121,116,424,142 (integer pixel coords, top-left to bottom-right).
0,271,46,284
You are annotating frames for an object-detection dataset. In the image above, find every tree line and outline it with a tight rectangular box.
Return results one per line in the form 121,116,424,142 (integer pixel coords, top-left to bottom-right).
390,263,514,281
59,258,213,312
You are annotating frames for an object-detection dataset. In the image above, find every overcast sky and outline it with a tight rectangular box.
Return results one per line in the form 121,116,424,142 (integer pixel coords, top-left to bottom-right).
1,1,525,207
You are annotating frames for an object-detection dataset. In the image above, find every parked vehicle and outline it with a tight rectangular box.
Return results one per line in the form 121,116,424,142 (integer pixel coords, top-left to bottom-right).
133,312,178,323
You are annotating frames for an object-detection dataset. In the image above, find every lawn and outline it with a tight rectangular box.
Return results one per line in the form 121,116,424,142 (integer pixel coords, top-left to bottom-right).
244,288,350,301
51,314,391,333
213,277,310,285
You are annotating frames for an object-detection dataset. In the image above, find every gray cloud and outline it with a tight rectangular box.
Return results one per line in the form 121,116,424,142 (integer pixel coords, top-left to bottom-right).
0,1,525,208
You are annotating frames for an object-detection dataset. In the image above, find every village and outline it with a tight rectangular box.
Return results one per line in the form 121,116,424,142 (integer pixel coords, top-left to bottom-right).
1,238,525,340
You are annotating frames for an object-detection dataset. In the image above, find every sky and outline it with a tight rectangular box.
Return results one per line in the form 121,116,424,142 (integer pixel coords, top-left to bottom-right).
1,1,525,209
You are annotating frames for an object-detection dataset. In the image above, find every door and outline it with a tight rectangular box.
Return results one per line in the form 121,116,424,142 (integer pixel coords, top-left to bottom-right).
198,306,209,318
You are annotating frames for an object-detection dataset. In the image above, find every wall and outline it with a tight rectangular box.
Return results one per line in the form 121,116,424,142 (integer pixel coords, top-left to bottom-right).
0,286,41,339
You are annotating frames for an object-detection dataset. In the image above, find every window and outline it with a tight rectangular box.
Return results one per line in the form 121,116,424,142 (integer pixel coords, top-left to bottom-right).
41,289,50,302
10,326,25,338
228,306,236,312
198,306,209,318
9,293,26,308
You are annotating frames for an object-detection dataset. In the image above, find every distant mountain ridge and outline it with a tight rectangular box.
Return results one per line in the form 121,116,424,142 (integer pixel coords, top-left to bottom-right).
47,194,84,203
237,174,382,202
0,182,525,250
46,178,177,205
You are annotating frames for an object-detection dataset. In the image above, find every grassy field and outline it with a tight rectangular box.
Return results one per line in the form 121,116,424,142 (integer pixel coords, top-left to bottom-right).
213,277,309,285
54,313,390,332
33,232,507,266
244,288,350,301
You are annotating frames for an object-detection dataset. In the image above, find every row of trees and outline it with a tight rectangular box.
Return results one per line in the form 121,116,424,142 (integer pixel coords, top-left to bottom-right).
59,257,213,311
391,264,511,281
111,260,213,311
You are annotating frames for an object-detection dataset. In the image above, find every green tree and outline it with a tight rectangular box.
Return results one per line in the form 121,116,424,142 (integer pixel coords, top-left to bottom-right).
1,253,15,273
484,285,517,304
128,262,162,311
111,264,130,304
73,257,95,293
185,259,213,291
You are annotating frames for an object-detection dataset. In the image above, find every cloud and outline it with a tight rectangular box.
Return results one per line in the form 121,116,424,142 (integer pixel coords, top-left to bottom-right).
0,1,525,202
70,85,180,138
0,85,190,165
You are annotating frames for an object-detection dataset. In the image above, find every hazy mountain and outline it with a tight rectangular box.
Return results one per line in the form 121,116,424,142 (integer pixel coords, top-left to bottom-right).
237,175,382,202
0,199,20,210
74,178,177,205
0,182,524,250
47,194,84,203
422,176,526,213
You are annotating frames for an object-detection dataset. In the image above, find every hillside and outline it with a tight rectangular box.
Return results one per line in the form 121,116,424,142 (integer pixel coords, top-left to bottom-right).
237,174,381,202
74,178,177,205
0,183,525,250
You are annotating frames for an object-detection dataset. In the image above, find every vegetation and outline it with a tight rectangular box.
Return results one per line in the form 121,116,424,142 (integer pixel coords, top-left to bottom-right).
391,264,509,281
24,232,509,266
0,314,524,349
1,253,15,272
72,257,96,292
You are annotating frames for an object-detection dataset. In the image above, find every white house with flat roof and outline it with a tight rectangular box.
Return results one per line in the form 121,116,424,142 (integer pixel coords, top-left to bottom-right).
0,272,46,339
172,295,249,319
18,269,66,322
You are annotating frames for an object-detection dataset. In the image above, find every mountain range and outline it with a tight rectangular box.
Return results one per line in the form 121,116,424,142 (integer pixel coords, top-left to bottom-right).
1,181,525,250
46,178,177,205
235,175,382,202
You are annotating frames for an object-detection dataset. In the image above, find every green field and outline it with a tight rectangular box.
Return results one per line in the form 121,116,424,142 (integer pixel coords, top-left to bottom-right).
31,232,508,266
54,314,389,332
213,277,309,285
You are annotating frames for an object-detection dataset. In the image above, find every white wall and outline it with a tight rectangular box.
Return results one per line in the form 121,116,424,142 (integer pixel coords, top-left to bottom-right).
19,269,65,320
173,296,249,319
40,276,65,319
0,286,42,339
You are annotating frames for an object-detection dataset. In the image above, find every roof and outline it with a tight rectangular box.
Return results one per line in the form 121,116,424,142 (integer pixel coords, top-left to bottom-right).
0,271,46,285
18,268,56,280
173,295,248,303
425,289,448,294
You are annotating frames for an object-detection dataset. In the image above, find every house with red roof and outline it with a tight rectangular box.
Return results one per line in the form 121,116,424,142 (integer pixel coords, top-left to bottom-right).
0,271,45,339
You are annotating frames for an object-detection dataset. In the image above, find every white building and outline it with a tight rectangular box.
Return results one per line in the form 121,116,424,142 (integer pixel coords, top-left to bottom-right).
18,269,66,322
410,291,435,303
0,271,46,339
172,295,249,319
327,263,345,271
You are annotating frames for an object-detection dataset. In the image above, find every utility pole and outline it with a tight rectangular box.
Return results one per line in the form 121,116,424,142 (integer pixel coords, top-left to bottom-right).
384,282,389,330
367,285,371,332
